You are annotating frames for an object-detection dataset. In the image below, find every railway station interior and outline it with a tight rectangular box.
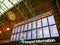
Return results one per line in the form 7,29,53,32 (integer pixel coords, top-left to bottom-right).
0,0,60,45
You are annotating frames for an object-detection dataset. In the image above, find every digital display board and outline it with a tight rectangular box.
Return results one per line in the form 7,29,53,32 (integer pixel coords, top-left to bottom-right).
21,25,24,32
27,31,31,39
19,33,22,40
48,15,55,25
43,27,50,38
42,18,48,26
18,26,20,33
24,24,27,31
32,29,36,39
12,28,15,34
50,25,59,37
37,28,43,38
24,32,26,40
37,20,41,28
16,33,19,41
32,21,36,29
28,23,31,30
10,35,14,41
13,34,16,41
14,27,17,33
10,14,59,42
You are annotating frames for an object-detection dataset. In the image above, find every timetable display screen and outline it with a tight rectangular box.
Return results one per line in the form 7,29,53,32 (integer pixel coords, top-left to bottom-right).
27,31,31,39
32,29,36,39
37,28,43,38
10,15,59,42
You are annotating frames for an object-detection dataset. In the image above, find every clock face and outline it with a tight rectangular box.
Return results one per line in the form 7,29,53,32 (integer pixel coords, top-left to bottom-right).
8,11,16,20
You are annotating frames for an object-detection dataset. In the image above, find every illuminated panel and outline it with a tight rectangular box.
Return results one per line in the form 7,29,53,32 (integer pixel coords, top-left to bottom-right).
18,26,21,32
43,27,50,38
16,33,19,41
37,20,41,28
24,24,27,31
13,34,16,41
27,31,31,39
37,28,43,38
21,25,24,32
32,21,36,29
42,18,48,26
14,27,18,33
24,32,26,40
48,15,55,25
10,35,14,41
32,29,36,39
28,23,31,30
19,33,22,40
12,28,15,34
50,25,59,37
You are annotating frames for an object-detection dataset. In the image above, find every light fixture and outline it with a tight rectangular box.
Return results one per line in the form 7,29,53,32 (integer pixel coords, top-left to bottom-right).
7,28,10,30
0,31,1,33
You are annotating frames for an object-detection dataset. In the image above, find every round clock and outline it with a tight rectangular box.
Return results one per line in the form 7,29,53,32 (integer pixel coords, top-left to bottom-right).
8,11,16,21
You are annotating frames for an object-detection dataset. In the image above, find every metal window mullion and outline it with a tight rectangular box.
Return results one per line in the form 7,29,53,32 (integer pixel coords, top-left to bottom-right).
0,5,6,12
0,8,4,14
3,3,8,9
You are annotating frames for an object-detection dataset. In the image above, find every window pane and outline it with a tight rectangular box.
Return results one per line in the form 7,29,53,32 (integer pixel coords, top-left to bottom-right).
37,19,41,28
28,23,31,30
50,25,59,37
10,0,18,4
37,28,43,38
32,21,36,29
1,4,7,11
43,27,50,38
42,18,48,26
32,29,36,39
0,8,4,14
3,0,13,8
18,26,20,32
48,15,55,25
24,24,27,31
27,31,31,39
24,32,26,40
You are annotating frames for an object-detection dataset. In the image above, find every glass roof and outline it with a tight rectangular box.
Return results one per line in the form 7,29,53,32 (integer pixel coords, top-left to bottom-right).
0,0,22,16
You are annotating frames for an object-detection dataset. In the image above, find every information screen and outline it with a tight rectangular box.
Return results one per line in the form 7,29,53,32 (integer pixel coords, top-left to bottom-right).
48,15,55,25
10,15,59,42
19,33,22,40
24,32,26,40
37,28,43,38
42,18,48,26
28,23,31,30
18,26,20,32
12,28,15,34
37,20,41,28
27,31,31,39
10,35,14,41
43,27,50,38
32,21,36,29
32,29,36,39
24,24,27,31
21,25,24,32
16,33,19,41
50,25,59,37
